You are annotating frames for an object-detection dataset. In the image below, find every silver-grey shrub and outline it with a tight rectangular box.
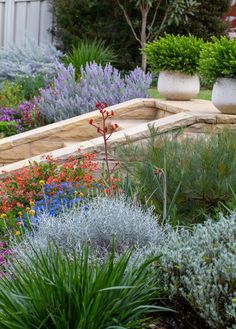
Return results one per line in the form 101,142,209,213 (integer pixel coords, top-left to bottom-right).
15,196,163,259
38,61,152,123
0,40,61,83
157,213,236,328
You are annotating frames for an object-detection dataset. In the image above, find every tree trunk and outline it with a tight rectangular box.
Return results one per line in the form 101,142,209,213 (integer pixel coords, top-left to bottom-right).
140,6,149,72
141,50,147,72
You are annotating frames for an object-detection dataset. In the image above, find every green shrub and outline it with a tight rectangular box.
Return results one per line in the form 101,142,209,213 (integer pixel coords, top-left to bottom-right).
143,34,203,75
64,39,117,78
0,75,45,109
0,121,19,137
0,245,167,328
17,74,45,100
200,36,236,85
119,129,236,225
0,81,25,108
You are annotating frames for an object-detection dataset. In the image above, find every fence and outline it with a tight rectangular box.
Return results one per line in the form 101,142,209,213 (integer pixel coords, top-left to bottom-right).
0,0,53,48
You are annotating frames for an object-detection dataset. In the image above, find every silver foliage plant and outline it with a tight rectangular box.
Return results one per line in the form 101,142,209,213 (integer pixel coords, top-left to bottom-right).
15,196,163,258
157,213,236,328
38,61,152,123
0,39,61,83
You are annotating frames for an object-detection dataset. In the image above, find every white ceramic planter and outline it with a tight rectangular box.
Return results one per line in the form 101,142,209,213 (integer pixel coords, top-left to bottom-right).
212,78,236,114
157,71,200,101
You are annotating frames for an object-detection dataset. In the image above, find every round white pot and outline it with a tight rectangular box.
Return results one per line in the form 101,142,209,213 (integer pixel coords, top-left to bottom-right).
157,71,200,101
212,78,236,114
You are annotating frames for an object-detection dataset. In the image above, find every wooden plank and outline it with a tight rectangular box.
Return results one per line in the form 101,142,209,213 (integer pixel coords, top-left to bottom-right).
39,0,52,44
26,0,40,42
0,2,5,47
13,1,27,45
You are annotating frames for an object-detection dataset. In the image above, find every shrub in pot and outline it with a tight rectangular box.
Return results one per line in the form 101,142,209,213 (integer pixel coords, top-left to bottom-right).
200,36,236,114
143,34,203,100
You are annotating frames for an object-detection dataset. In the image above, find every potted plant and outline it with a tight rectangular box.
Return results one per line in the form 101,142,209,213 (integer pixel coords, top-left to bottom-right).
143,34,203,101
200,36,236,114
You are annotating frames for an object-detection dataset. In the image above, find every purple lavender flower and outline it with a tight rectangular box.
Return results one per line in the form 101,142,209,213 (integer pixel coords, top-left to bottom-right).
38,62,152,123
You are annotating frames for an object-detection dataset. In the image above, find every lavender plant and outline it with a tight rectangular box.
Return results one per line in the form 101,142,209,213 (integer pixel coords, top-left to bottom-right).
38,62,152,123
0,39,61,84
157,213,236,328
14,196,163,259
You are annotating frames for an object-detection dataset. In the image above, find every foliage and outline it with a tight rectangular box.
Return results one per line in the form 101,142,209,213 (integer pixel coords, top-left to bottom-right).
157,213,236,328
168,0,231,40
119,130,236,225
64,39,117,78
199,36,236,85
143,34,203,75
17,75,46,100
15,196,163,258
0,76,45,109
117,0,200,70
38,61,152,123
0,242,12,268
0,245,166,328
0,81,25,109
48,0,140,70
0,121,19,138
0,152,103,236
0,39,61,84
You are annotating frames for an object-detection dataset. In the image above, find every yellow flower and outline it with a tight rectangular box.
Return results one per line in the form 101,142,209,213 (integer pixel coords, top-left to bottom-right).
0,213,7,219
80,192,84,197
29,201,35,207
28,210,35,217
39,180,45,185
74,191,79,195
18,211,22,217
15,231,21,236
25,207,30,212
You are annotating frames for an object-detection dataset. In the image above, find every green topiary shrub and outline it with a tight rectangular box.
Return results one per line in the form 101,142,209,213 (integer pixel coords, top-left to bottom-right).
143,34,203,75
200,36,236,86
64,39,117,79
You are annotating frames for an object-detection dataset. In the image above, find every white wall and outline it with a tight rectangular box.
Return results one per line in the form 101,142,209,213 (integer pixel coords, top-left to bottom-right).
0,0,53,48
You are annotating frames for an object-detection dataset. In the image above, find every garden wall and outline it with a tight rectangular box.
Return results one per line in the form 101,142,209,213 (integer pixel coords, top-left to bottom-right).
1,98,236,177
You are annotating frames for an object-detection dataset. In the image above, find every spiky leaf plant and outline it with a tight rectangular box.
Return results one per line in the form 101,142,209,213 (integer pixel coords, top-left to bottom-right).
118,129,236,225
0,245,167,328
64,39,117,78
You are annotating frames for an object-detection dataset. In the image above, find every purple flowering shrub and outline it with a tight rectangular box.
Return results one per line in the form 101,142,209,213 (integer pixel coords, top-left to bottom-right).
0,100,45,137
38,61,152,123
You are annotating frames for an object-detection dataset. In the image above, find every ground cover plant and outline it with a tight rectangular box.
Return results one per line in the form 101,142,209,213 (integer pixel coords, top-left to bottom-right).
15,196,164,259
119,129,236,224
0,245,167,329
156,212,236,328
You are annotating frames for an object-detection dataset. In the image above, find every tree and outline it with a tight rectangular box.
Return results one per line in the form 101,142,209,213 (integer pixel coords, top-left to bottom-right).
167,0,231,39
116,0,200,71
